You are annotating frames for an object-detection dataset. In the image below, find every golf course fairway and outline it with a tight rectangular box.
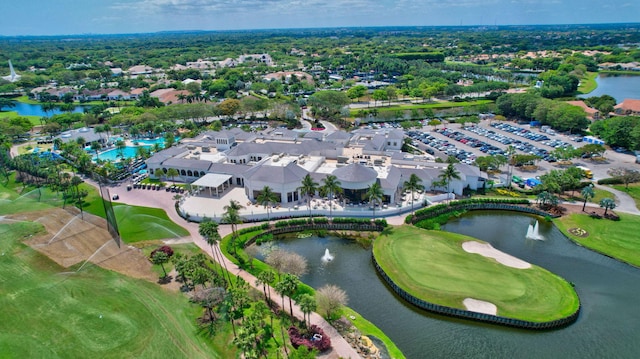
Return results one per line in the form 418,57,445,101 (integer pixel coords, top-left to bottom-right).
373,226,580,323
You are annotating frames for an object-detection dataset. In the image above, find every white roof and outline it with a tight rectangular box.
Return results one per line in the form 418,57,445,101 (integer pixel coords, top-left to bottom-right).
192,173,232,188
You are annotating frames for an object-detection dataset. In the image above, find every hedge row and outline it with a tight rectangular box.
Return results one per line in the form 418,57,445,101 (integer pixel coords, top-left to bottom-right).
275,219,310,228
413,198,530,219
597,177,624,185
237,223,269,235
332,217,388,227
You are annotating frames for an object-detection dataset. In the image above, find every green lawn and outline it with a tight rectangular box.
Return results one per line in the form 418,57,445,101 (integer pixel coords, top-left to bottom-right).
576,72,598,94
373,226,579,322
349,99,493,116
0,221,218,358
555,212,640,267
611,184,640,209
0,110,41,126
112,205,190,242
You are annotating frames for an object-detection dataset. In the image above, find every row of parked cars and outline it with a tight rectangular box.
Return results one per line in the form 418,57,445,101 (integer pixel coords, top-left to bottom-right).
407,130,477,164
434,128,505,157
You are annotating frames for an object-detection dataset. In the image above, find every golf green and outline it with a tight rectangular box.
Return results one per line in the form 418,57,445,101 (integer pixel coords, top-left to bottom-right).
373,226,579,322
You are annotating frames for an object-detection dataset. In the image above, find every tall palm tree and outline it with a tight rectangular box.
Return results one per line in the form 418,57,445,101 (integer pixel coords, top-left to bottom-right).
366,181,384,218
403,173,424,215
439,163,461,202
198,219,232,286
298,174,318,220
279,273,299,319
255,270,275,304
297,294,317,328
321,175,342,220
166,168,179,185
256,186,278,221
222,199,245,250
581,185,595,211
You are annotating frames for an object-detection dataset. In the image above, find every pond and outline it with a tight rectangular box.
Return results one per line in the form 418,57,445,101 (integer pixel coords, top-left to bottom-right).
256,212,640,359
11,102,88,117
579,74,640,103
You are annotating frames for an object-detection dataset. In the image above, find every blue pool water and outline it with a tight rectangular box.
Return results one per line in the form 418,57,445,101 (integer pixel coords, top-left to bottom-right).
95,146,151,161
132,137,179,146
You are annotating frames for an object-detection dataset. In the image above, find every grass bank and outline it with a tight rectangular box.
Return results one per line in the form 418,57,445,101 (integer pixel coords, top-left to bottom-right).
0,110,41,126
373,225,579,322
576,72,598,94
555,212,640,267
0,220,218,358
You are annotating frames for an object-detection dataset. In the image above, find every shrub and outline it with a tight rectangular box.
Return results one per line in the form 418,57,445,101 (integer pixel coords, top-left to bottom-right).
597,177,624,185
313,217,328,224
288,325,332,352
150,245,174,258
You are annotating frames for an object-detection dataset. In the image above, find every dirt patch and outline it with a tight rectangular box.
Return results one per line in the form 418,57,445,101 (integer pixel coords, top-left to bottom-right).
10,207,157,282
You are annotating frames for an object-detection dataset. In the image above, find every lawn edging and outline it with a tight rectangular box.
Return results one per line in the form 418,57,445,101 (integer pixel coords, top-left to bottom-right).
371,252,580,330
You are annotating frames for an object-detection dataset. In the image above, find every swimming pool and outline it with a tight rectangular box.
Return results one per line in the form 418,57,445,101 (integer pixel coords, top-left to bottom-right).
95,146,151,161
132,137,179,146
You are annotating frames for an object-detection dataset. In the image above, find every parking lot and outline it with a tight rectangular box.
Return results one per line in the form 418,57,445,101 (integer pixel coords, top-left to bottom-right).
406,119,639,182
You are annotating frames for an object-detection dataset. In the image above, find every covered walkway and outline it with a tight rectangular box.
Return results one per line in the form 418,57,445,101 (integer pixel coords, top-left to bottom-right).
192,173,232,197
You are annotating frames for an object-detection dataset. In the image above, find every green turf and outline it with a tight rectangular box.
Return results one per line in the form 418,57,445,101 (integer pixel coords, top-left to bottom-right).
576,72,598,94
555,212,640,267
373,225,579,322
0,177,64,215
112,205,189,242
0,110,41,126
0,221,218,359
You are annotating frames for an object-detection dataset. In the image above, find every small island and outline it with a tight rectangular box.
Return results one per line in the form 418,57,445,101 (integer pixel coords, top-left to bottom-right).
373,226,580,328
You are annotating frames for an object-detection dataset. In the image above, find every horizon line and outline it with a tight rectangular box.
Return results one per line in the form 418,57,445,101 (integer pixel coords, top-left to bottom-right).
1,21,639,38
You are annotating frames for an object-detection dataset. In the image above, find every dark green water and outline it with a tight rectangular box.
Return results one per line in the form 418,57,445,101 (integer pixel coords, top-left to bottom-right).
257,211,640,358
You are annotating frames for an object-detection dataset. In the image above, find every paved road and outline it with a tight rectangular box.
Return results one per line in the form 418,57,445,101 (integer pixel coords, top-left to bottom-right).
594,184,640,214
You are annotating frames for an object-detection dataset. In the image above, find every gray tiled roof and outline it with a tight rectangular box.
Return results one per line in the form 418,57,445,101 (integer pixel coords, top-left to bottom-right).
244,162,308,184
163,157,212,171
145,146,189,165
380,165,402,190
333,163,377,183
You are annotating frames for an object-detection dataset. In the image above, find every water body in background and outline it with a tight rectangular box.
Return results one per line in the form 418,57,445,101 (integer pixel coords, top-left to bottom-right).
258,212,640,359
11,102,87,117
579,75,640,103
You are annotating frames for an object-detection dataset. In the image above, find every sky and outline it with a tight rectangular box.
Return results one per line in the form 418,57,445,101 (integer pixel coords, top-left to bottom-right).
1,0,639,36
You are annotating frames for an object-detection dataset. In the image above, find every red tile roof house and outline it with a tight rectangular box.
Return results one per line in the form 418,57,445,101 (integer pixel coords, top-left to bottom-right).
566,100,601,120
150,88,191,105
614,99,640,116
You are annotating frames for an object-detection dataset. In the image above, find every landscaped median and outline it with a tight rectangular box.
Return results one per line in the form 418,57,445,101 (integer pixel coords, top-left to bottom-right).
373,225,580,328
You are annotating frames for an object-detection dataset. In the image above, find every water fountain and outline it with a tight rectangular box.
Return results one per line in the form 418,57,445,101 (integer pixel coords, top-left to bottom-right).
525,220,544,240
321,248,334,263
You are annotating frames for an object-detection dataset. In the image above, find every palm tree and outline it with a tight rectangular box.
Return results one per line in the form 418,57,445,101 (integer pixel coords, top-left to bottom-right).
279,273,299,318
600,198,616,216
255,270,275,304
366,181,384,218
403,174,424,215
256,186,278,221
115,139,126,158
198,219,231,286
439,163,461,202
90,141,102,159
153,168,165,180
298,174,318,220
581,185,595,211
166,168,179,185
297,294,317,328
222,200,245,250
321,175,342,220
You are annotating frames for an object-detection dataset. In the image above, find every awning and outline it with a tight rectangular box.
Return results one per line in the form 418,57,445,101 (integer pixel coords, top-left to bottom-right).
192,173,232,188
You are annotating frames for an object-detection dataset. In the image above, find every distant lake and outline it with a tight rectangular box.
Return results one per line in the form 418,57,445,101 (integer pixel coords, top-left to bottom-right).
579,74,640,102
11,102,87,117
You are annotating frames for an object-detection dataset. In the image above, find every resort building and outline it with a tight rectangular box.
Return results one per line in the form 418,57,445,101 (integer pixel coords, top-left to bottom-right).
145,127,487,213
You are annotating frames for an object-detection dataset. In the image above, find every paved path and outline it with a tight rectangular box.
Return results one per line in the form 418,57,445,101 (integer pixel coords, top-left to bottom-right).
93,180,362,359
594,184,640,214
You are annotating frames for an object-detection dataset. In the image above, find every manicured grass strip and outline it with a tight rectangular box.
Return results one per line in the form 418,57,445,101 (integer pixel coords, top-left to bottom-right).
0,221,217,359
555,213,640,267
349,100,493,116
113,205,190,242
373,226,579,322
576,72,598,94
0,110,41,126
0,177,64,215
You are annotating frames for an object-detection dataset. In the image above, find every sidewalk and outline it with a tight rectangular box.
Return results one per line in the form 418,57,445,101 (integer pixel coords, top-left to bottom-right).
93,180,362,359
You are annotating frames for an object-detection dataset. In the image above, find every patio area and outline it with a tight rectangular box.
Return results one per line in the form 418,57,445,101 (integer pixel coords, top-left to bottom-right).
178,186,453,222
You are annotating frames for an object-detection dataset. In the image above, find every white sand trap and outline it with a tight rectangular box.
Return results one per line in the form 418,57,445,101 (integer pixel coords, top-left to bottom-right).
462,241,531,269
463,298,497,315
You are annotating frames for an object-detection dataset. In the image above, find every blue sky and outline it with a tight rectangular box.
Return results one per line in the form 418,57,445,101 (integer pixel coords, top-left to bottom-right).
2,0,639,36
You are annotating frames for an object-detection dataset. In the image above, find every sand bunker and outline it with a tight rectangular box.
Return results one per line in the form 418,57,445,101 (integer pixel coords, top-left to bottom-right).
463,298,497,315
462,241,531,269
